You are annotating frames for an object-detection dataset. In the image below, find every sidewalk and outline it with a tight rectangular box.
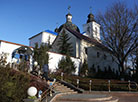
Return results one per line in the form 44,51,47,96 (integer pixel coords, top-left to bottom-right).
50,91,138,102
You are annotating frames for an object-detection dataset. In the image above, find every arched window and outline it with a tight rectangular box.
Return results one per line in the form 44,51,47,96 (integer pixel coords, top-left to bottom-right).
95,27,97,35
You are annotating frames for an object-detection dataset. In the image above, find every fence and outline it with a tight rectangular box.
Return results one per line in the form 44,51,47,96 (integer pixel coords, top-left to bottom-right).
53,72,138,92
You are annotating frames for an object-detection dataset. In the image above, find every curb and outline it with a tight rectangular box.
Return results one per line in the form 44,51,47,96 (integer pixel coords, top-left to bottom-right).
49,92,77,102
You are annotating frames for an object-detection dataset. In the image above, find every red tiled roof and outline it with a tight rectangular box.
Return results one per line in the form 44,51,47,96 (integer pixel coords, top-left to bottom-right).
0,40,32,48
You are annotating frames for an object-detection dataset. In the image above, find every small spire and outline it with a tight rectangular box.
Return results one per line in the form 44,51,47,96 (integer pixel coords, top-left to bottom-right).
55,22,59,33
90,6,92,14
66,6,72,22
68,6,71,13
56,22,59,28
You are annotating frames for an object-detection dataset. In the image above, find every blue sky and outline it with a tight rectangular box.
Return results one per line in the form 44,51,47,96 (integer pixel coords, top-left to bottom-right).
0,0,137,46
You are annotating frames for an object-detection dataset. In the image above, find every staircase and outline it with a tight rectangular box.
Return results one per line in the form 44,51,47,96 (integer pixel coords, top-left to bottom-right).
50,81,119,102
53,82,77,93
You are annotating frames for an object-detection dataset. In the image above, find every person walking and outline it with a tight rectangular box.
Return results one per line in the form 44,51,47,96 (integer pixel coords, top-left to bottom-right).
42,64,49,81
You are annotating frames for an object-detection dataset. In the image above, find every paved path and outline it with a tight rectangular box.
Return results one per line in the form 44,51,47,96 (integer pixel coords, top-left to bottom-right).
52,91,138,102
109,92,138,102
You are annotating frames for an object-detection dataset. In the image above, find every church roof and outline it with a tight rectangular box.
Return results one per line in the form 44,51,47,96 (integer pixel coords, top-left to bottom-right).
0,40,32,48
45,30,58,36
57,22,80,33
29,30,57,40
66,28,112,53
56,12,80,33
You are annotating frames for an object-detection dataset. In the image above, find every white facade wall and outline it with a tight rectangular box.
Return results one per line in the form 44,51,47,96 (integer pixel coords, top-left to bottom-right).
87,46,118,72
48,51,81,75
0,41,21,63
80,40,92,63
29,33,43,47
83,21,100,40
29,32,57,48
92,22,100,40
41,32,56,45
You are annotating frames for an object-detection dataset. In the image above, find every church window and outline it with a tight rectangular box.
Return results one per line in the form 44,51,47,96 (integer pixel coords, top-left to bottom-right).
112,57,114,62
87,26,90,33
85,47,88,54
104,54,107,60
95,27,97,35
104,67,107,71
92,64,95,68
97,65,100,70
97,52,100,58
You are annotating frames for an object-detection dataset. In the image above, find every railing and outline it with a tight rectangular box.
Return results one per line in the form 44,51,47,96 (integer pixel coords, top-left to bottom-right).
40,80,56,102
78,79,138,92
51,72,138,92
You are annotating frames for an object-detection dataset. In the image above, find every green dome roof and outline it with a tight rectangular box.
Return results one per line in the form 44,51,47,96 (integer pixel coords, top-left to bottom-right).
55,13,80,33
87,13,95,23
57,21,80,33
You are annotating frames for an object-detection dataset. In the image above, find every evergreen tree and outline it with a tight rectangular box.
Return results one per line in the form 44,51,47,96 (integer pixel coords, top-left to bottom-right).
33,43,49,69
58,30,73,56
58,55,76,75
33,43,39,62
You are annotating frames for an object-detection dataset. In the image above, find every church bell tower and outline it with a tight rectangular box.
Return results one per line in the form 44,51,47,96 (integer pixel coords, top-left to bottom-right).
83,9,101,41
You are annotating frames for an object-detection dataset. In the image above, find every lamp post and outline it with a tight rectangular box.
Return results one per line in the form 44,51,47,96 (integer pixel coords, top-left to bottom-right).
128,80,131,91
89,80,92,92
34,61,38,67
61,72,63,80
108,80,111,92
77,79,79,88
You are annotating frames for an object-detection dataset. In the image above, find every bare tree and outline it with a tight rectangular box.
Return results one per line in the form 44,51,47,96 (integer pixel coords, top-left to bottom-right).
97,2,138,75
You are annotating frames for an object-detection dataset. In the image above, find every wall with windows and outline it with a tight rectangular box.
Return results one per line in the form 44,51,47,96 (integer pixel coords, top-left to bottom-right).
87,46,118,73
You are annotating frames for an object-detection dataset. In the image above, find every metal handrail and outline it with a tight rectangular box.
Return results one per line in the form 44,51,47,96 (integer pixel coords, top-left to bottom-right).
40,81,56,102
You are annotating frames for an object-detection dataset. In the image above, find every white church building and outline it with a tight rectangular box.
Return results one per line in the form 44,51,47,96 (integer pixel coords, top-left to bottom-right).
0,11,119,75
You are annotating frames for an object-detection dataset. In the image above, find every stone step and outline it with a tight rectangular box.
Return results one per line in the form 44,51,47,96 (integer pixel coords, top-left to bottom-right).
54,89,74,91
54,86,72,90
53,82,76,93
54,89,75,92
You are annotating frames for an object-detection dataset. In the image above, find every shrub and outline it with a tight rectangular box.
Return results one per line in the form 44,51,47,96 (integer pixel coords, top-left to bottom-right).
0,66,30,102
57,55,76,75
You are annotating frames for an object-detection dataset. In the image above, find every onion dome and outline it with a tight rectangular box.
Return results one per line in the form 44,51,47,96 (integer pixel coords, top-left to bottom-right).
56,13,80,33
87,13,95,23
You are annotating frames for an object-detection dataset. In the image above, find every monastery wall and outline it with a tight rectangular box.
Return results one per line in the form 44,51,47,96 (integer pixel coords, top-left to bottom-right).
48,51,81,75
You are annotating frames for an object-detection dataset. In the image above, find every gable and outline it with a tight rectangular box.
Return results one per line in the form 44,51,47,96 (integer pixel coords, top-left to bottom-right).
66,27,112,53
